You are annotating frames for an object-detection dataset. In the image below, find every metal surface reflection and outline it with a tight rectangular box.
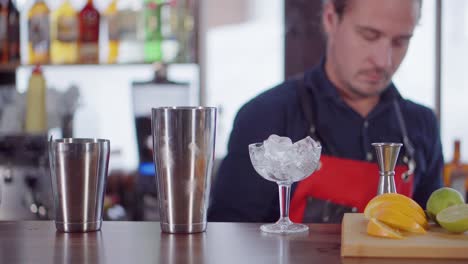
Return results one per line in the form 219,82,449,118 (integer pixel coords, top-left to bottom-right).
152,107,216,233
159,232,206,264
49,138,110,232
54,231,105,264
372,143,402,195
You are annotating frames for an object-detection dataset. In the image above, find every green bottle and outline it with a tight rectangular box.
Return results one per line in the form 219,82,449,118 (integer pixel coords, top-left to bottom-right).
143,0,162,63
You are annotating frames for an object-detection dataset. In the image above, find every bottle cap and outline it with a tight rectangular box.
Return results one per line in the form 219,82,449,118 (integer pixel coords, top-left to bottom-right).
32,64,42,74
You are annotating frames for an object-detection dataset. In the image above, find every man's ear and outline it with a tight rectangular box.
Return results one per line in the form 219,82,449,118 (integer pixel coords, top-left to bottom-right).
322,1,339,35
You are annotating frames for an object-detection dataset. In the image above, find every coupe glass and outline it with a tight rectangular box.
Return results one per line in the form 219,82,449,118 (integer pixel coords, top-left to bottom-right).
249,136,321,234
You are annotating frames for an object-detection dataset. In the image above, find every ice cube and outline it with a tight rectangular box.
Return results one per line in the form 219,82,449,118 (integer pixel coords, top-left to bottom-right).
249,135,322,183
292,136,321,175
264,135,293,161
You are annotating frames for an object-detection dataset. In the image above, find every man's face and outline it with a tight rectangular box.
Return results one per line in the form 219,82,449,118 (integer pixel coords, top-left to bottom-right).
323,0,420,98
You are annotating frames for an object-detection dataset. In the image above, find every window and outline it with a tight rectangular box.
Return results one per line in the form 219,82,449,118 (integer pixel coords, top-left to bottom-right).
441,0,468,161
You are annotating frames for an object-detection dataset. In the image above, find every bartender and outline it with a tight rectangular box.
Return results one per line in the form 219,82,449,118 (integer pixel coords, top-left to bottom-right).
208,0,443,223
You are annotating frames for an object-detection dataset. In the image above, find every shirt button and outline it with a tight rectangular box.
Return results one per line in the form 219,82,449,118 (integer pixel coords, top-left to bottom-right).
364,121,369,128
403,156,409,163
366,152,373,161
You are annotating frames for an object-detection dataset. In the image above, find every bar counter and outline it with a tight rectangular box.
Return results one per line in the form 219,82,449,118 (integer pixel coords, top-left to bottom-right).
0,221,465,263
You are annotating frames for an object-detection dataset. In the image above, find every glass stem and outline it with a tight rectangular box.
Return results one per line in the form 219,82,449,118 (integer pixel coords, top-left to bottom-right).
278,183,291,221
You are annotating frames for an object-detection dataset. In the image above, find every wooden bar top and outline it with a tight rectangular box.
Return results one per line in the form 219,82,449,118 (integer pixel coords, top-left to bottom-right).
0,221,465,264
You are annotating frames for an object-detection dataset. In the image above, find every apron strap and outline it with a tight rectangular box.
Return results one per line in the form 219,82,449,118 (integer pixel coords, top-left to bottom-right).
293,74,417,222
297,74,416,164
393,100,417,180
296,75,338,156
393,100,416,158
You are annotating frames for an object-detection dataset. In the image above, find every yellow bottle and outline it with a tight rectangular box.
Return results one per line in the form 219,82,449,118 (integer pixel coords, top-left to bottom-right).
105,0,119,64
444,140,468,199
25,65,47,133
28,0,50,64
51,0,78,64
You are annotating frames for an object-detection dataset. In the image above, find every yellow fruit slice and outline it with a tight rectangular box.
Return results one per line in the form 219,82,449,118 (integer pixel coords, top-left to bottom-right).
367,218,404,239
365,193,425,219
374,207,426,234
365,200,428,229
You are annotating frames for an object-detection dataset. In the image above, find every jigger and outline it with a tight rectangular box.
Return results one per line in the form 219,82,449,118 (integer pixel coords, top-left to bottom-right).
372,143,403,195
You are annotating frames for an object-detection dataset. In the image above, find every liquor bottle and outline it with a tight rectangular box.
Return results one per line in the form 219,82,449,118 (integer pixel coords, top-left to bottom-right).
143,0,162,63
116,0,144,63
25,65,47,133
169,0,195,63
178,0,196,63
7,0,20,63
160,0,178,62
444,140,468,200
78,0,100,64
0,0,8,63
104,0,118,64
50,0,78,64
28,0,50,64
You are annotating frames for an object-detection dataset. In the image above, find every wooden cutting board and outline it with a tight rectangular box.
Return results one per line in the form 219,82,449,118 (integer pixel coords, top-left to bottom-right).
341,213,468,259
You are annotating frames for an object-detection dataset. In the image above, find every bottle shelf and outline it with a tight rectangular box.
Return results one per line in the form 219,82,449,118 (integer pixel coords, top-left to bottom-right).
0,63,21,72
0,62,199,72
19,62,159,67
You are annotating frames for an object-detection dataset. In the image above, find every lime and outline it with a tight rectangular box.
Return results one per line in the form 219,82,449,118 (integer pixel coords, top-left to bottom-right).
426,187,465,223
436,204,468,233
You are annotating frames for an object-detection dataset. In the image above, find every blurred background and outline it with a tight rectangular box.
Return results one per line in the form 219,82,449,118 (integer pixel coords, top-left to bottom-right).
0,0,467,221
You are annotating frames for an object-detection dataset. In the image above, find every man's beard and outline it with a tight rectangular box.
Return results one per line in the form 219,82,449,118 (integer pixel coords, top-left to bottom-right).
345,68,391,98
346,82,387,98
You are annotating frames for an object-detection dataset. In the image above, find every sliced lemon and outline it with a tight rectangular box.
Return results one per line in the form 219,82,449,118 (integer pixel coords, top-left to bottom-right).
367,218,404,239
436,204,468,233
365,200,428,229
374,207,426,234
365,193,425,219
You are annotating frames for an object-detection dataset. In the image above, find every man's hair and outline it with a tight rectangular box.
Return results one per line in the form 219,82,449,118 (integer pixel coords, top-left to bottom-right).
325,0,422,19
329,0,348,18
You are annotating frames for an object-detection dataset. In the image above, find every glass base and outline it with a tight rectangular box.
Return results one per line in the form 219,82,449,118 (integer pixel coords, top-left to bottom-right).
260,218,309,234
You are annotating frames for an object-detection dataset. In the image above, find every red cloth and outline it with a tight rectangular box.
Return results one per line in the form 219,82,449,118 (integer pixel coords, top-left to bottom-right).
290,155,413,222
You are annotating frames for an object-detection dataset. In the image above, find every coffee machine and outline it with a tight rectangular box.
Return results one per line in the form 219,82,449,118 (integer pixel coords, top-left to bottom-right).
0,134,53,220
